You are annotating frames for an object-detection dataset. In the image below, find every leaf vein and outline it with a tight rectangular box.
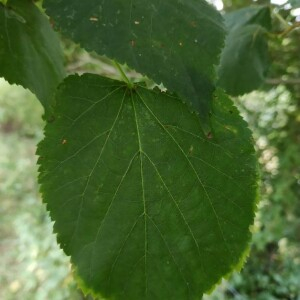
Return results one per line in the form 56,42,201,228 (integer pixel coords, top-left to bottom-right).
69,88,126,246
132,94,148,296
137,91,233,260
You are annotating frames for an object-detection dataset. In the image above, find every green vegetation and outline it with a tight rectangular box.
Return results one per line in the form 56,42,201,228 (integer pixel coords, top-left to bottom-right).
0,0,299,299
38,74,256,299
0,80,77,299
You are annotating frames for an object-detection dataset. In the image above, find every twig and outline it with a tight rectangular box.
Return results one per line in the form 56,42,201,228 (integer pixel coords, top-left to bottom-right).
279,22,300,37
265,78,300,85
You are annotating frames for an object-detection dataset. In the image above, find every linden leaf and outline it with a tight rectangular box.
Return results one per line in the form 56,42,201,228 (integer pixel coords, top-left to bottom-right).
217,6,271,96
38,74,257,299
0,0,65,112
43,0,225,123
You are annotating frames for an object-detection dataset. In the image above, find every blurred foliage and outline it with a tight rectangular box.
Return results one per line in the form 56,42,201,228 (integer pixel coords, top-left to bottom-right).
205,85,300,299
0,79,81,299
1,0,300,299
207,1,300,299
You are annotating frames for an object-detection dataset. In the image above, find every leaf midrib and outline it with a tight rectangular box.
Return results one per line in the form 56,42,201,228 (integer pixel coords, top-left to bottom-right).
131,90,148,296
136,90,233,260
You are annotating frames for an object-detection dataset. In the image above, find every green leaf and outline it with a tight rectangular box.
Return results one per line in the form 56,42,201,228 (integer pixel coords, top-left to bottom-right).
225,6,272,31
43,0,225,123
0,0,65,112
38,74,257,299
218,24,269,96
289,0,300,8
217,6,271,96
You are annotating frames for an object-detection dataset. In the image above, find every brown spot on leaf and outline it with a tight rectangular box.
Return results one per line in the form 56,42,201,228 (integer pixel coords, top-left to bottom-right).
207,132,213,139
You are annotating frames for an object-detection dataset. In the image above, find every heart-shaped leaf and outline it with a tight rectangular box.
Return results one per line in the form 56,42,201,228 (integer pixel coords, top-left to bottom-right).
38,74,257,299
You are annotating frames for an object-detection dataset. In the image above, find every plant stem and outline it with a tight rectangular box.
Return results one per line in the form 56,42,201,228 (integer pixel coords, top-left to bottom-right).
113,61,133,88
272,10,290,29
280,22,300,37
265,77,300,85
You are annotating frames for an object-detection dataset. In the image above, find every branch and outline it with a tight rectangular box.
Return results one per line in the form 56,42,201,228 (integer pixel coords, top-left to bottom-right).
280,22,300,37
265,78,300,85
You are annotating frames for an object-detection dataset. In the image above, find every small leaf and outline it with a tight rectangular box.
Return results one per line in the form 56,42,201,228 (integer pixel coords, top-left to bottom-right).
43,0,225,123
225,6,272,31
218,6,271,96
0,0,65,112
218,24,269,96
38,74,258,299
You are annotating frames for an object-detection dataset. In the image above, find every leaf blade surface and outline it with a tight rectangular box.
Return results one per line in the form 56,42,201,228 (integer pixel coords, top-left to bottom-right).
38,74,258,299
218,6,271,95
218,24,269,96
0,0,65,111
43,0,225,122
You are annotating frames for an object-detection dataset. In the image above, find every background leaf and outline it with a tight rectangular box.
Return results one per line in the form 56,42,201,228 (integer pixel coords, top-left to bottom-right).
225,6,272,31
43,0,225,124
38,74,258,299
288,0,300,8
0,0,65,112
218,6,271,96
